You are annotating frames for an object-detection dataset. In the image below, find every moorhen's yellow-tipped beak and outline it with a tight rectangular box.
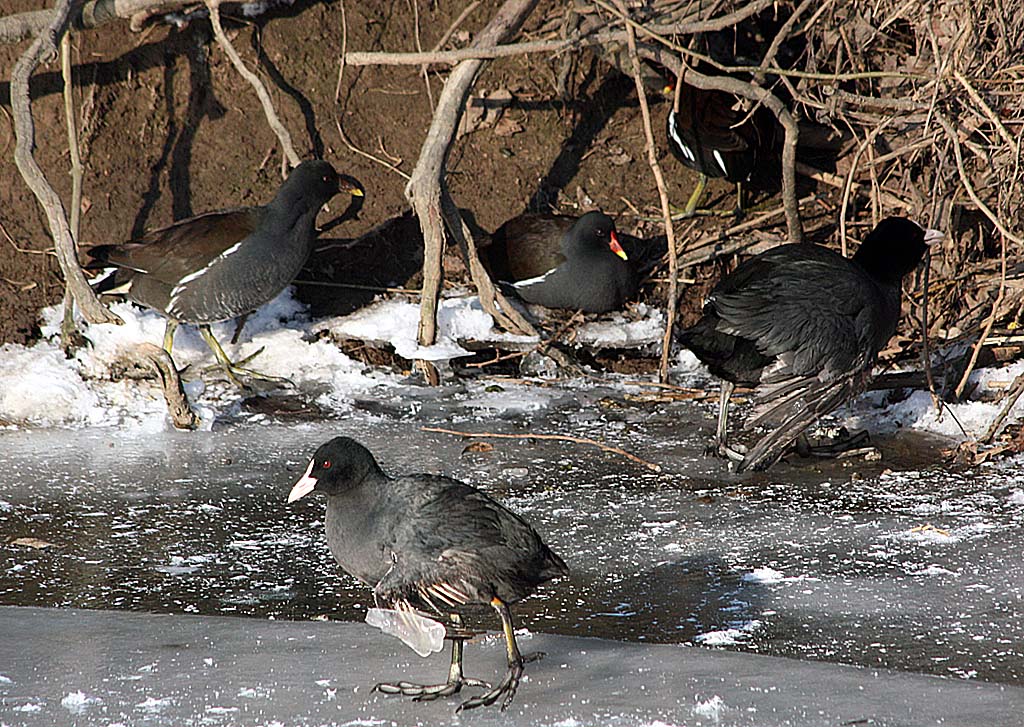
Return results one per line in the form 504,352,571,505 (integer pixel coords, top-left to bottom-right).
923,228,943,246
339,176,364,197
662,84,674,98
287,458,318,503
609,231,628,261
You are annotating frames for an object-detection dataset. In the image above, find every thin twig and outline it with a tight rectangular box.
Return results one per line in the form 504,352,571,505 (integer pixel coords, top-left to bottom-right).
422,426,662,472
955,232,1007,400
206,0,301,173
432,1,482,52
612,0,679,383
465,311,582,368
342,1,778,67
334,118,411,179
839,118,895,256
755,0,818,85
982,370,1024,444
952,69,1017,150
936,112,1024,247
919,254,941,412
60,32,85,352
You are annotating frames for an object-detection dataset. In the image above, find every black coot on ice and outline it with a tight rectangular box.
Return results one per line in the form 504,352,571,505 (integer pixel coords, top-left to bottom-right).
287,436,568,711
679,217,940,472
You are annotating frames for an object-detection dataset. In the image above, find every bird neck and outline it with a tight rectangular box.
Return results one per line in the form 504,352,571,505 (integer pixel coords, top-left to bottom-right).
852,245,904,286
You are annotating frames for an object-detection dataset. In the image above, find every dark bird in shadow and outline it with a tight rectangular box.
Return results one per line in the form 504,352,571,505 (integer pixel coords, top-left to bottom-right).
678,217,940,472
484,211,637,314
664,78,779,218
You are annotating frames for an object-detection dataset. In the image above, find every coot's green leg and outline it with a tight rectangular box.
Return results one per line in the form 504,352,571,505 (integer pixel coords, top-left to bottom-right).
374,613,490,701
457,599,542,712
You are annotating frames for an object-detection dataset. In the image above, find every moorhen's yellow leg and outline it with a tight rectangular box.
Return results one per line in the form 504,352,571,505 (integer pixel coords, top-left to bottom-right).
374,613,490,701
458,599,542,712
669,174,741,219
198,325,291,389
669,172,709,218
162,319,179,355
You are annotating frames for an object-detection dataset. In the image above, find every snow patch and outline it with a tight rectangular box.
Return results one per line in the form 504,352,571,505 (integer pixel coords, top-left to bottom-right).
1008,489,1024,505
909,564,957,577
0,290,399,429
136,696,173,712
694,620,761,646
851,358,1024,439
328,296,531,361
692,694,727,720
14,703,42,712
574,305,664,348
61,690,102,712
742,567,786,584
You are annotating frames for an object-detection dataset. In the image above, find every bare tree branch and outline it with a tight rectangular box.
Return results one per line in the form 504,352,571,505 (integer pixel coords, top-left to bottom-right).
612,0,680,383
0,0,191,45
405,0,541,384
117,344,200,430
10,0,122,326
342,1,775,67
206,0,301,174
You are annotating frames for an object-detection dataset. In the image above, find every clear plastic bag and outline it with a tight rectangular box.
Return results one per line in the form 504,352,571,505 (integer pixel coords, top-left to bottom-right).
365,607,446,657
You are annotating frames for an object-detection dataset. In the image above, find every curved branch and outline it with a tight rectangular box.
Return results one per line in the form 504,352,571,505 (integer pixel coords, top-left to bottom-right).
10,0,122,326
206,0,301,172
405,0,541,382
344,0,775,67
0,0,188,45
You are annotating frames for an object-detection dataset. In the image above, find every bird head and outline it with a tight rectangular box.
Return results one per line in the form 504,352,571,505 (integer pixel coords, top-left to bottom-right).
273,160,364,214
287,436,382,502
570,210,628,261
854,217,942,284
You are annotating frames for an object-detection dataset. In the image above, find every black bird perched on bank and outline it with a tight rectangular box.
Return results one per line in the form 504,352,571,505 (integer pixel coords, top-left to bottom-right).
287,436,568,711
488,210,636,313
665,79,778,218
679,217,940,472
87,160,364,387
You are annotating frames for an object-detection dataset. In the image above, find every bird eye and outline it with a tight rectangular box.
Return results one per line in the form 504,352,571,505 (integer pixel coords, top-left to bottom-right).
322,460,332,469
322,174,331,183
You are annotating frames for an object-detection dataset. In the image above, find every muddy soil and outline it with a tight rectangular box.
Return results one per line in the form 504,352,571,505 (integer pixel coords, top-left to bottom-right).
0,0,766,346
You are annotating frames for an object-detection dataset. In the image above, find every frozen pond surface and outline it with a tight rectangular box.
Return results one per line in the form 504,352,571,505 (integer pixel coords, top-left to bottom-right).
2,606,1022,727
2,384,1024,724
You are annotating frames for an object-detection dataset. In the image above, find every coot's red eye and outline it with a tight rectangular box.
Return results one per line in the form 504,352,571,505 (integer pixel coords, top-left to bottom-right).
322,460,332,469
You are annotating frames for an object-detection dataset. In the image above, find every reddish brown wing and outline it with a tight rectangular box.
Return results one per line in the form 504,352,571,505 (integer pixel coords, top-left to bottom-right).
99,208,262,286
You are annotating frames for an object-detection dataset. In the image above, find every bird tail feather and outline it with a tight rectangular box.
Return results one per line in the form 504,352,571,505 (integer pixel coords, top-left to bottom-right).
739,374,866,472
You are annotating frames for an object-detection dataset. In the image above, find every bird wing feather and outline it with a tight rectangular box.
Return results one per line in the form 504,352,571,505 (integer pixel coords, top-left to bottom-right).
96,208,262,286
709,248,884,383
372,477,564,610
